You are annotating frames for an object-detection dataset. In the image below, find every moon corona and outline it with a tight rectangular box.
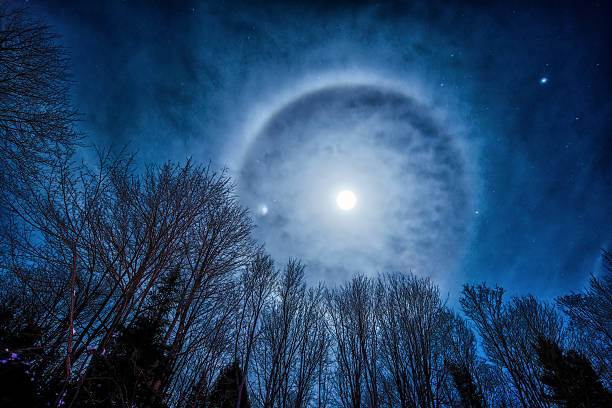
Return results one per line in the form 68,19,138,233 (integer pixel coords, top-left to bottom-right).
239,84,472,282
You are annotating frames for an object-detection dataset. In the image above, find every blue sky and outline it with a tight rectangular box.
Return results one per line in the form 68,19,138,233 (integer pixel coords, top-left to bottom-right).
20,0,612,301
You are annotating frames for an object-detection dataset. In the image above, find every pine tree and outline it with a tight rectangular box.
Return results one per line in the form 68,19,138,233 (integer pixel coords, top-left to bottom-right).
77,270,180,407
205,362,250,408
535,336,612,408
0,296,44,408
185,374,209,408
447,361,485,408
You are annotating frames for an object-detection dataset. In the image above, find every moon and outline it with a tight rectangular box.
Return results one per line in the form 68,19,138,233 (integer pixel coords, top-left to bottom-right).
239,83,473,283
336,190,357,211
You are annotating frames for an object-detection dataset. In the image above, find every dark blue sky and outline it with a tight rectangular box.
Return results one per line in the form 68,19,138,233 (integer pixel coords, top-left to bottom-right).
19,0,612,300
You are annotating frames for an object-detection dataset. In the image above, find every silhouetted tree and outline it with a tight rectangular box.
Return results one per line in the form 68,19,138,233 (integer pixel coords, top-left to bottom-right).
251,260,329,408
185,373,211,408
442,310,493,408
0,294,44,407
0,3,79,190
78,318,171,407
206,361,251,408
231,253,277,408
557,250,612,387
327,275,379,408
461,284,566,408
162,164,256,406
76,270,180,407
376,272,457,408
447,362,485,408
2,147,257,404
534,336,612,408
0,5,81,399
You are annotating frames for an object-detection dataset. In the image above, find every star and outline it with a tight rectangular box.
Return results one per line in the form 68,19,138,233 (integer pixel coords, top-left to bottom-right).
540,77,548,84
258,204,269,215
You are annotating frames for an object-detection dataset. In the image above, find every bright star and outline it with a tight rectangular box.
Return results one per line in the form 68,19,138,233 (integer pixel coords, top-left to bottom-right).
258,204,268,215
540,77,548,84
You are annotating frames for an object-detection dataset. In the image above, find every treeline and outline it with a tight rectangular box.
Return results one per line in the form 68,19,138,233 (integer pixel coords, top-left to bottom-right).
1,5,611,408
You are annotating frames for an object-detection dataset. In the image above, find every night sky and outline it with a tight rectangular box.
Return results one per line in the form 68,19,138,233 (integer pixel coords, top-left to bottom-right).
19,0,612,301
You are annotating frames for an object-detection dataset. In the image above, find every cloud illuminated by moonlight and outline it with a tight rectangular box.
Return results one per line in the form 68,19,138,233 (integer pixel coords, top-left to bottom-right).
239,83,474,284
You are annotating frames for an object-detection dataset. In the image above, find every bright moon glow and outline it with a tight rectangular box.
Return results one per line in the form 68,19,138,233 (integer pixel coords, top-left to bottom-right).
336,190,357,211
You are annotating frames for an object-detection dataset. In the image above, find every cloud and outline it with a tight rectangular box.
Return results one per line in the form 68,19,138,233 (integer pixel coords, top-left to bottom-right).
239,84,473,285
34,0,612,297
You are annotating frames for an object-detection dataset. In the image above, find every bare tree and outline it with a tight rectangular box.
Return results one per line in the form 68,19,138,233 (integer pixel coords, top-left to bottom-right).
2,150,259,407
461,284,566,408
157,165,256,404
326,275,379,408
232,252,278,408
250,260,329,408
442,312,488,408
2,150,127,394
0,3,79,184
376,272,455,408
1,9,80,365
557,249,612,387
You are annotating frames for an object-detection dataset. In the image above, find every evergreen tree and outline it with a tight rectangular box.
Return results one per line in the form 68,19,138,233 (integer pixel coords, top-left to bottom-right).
185,374,209,408
0,296,44,408
205,362,250,408
535,336,612,408
78,317,171,407
447,361,485,408
77,270,180,407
